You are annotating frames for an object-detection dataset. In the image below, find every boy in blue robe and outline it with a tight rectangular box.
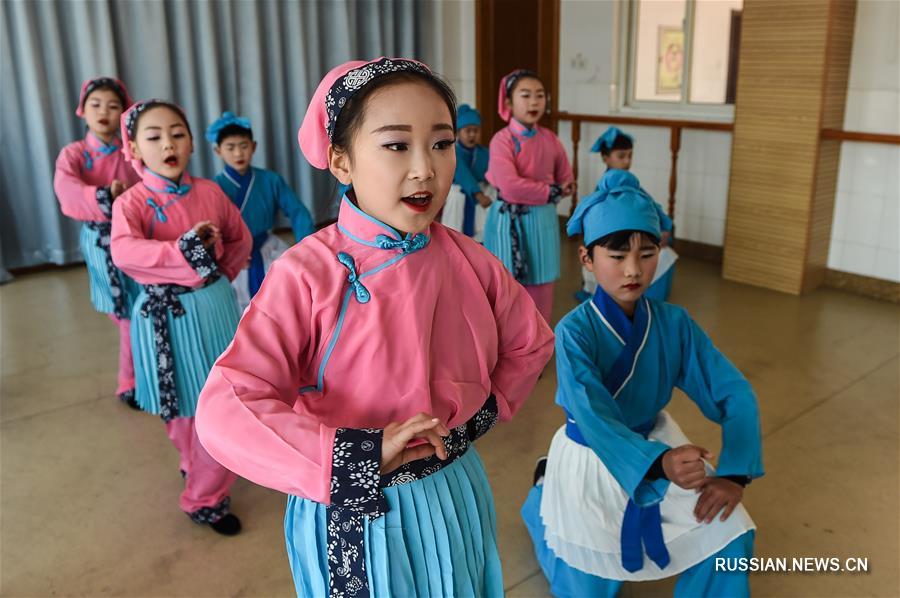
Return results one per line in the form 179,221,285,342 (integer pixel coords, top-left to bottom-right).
206,112,315,308
442,104,492,239
523,174,763,597
576,128,677,302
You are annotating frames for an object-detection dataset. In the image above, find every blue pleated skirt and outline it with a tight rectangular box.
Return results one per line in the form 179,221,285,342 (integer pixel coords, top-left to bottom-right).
483,201,560,286
131,277,240,417
80,224,140,315
284,448,505,598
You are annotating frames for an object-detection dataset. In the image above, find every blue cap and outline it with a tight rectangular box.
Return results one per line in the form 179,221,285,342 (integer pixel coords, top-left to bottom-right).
457,104,482,129
205,111,252,144
590,126,634,153
566,169,660,246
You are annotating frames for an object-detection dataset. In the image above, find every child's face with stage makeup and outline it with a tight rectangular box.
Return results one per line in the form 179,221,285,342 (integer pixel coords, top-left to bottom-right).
580,233,659,315
506,77,546,127
215,135,257,175
129,106,193,181
458,125,481,149
603,148,633,171
83,89,123,141
329,81,456,236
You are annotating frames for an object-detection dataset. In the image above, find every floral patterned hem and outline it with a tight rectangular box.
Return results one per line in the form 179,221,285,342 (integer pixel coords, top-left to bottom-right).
178,230,218,280
189,496,230,524
86,197,127,319
326,427,384,597
96,186,114,218
548,183,563,204
498,201,531,283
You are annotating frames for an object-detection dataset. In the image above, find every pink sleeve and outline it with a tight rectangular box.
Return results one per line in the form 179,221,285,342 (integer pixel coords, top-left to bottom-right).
110,197,206,287
195,257,337,501
53,147,108,222
485,134,552,205
481,252,556,420
210,186,252,282
554,135,574,185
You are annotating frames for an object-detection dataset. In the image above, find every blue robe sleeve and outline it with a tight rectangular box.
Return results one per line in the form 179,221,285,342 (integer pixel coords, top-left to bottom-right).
555,318,672,506
454,146,483,196
274,174,315,241
653,203,673,233
674,310,764,480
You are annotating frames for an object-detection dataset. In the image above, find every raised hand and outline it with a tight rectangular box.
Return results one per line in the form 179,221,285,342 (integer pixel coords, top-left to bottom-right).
192,220,222,249
662,444,713,490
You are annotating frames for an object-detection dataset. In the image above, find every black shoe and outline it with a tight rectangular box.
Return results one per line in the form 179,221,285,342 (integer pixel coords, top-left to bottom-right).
180,469,187,480
118,390,141,410
533,456,548,486
209,513,242,536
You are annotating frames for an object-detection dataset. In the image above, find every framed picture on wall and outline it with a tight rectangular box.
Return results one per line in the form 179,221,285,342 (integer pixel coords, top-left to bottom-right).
656,26,684,94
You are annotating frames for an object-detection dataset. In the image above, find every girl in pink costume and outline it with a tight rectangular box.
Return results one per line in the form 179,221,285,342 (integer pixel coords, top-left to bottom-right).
483,69,575,323
195,58,554,596
111,99,251,535
54,77,141,406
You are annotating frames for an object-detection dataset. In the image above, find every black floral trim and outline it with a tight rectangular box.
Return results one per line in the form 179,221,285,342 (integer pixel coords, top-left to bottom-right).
504,69,538,96
189,496,230,523
140,283,188,422
548,183,563,204
330,428,385,512
465,395,499,442
83,77,128,109
96,185,114,218
178,230,217,280
124,100,157,139
498,200,531,283
325,58,429,140
86,218,127,319
327,428,385,598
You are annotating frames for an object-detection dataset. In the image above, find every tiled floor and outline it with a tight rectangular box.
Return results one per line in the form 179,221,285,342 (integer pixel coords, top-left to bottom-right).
2,236,897,597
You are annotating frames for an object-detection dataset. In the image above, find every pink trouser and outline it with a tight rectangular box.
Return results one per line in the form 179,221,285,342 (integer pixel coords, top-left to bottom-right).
165,417,237,515
107,314,135,396
526,282,555,324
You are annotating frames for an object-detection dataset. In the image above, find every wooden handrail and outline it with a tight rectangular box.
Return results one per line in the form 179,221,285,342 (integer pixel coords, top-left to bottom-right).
820,129,900,144
554,111,734,131
553,111,734,218
554,111,898,220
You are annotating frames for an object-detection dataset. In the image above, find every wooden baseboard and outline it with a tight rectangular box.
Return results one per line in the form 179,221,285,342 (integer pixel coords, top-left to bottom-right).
674,239,724,264
824,269,900,303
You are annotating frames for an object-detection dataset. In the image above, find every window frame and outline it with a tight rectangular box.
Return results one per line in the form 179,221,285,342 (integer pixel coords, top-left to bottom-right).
615,0,737,121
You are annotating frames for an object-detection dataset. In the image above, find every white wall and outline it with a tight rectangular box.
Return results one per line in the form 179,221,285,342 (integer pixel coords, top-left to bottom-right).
439,0,897,282
827,0,900,282
433,0,476,108
556,0,731,247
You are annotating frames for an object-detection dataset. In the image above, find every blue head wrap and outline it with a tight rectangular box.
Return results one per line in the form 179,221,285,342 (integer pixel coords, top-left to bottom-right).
457,104,482,129
590,126,634,154
205,111,252,144
566,169,660,246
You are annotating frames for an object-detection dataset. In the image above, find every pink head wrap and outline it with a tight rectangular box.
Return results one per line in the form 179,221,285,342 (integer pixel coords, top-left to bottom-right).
76,77,132,117
497,69,538,122
120,99,192,175
298,57,432,169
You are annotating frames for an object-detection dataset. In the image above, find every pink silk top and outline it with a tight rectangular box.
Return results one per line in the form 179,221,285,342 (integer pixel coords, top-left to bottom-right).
485,119,573,205
110,169,251,286
195,196,555,503
54,133,141,222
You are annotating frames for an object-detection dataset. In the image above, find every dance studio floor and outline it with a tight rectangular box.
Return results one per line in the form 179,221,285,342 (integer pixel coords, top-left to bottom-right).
2,234,897,597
